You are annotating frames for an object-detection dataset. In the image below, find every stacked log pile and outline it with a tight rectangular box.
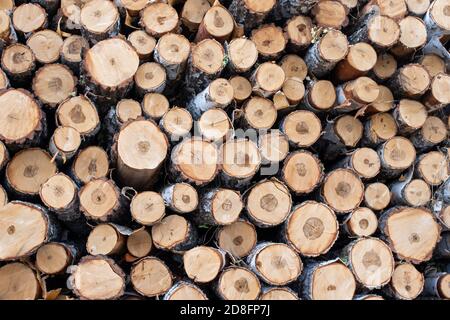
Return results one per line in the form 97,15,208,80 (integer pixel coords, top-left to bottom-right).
0,0,449,300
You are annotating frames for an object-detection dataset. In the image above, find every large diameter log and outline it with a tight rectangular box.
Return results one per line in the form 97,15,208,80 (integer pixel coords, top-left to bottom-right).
247,242,302,286
251,24,287,60
302,80,336,112
67,255,126,300
216,266,261,300
26,29,63,65
164,281,208,300
414,151,449,186
301,260,356,300
140,2,179,38
390,16,427,57
12,3,47,38
280,110,322,148
377,136,416,178
260,287,299,300
154,33,190,82
196,188,242,226
385,262,424,300
362,112,397,147
61,35,89,74
128,30,156,62
71,146,109,185
114,119,168,190
422,73,450,111
217,219,257,258
423,0,450,40
86,223,131,256
334,43,377,82
333,148,381,180
341,237,395,289
226,38,258,74
151,214,198,252
334,76,380,113
349,14,400,50
183,246,226,283
195,5,234,43
284,201,339,257
410,116,447,152
342,207,378,237
388,63,431,98
130,191,165,226
379,207,441,264
181,0,211,32
0,201,59,261
228,0,275,32
36,242,78,275
423,272,450,299
0,262,41,300
392,99,428,135
161,183,199,214
390,178,431,207
250,62,285,97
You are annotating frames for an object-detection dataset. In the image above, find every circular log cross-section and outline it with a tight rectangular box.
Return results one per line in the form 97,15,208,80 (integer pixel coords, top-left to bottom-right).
337,148,381,180
36,242,75,275
380,207,441,264
351,15,400,50
134,62,166,97
387,263,424,300
322,169,364,214
27,30,63,65
391,178,431,207
324,115,363,150
67,256,125,300
260,287,299,300
389,63,431,98
1,44,36,86
71,146,109,185
195,5,234,43
303,80,336,113
364,182,391,211
142,93,169,121
423,73,450,110
216,267,261,300
115,119,168,190
198,108,232,143
164,281,208,300
335,43,377,82
281,110,322,148
391,16,427,57
246,179,292,228
377,136,416,178
12,3,47,36
372,53,397,82
227,38,258,74
154,33,190,81
229,76,252,104
130,191,165,226
343,207,378,237
335,76,380,113
131,257,173,297
183,246,225,283
285,16,313,51
251,24,287,60
424,0,450,39
280,55,308,82
39,173,78,220
127,228,152,259
197,188,243,226
61,35,89,73
86,223,127,256
312,0,347,29
393,99,427,135
57,96,100,139
115,99,142,124
217,220,257,259
415,151,449,186
49,126,81,163
161,183,199,214
80,0,120,44
363,112,397,147
424,273,450,300
419,54,445,78
128,30,156,62
284,201,339,257
140,3,179,38
181,0,211,32
151,214,197,252
251,62,286,98
0,262,40,300
6,148,57,198
258,130,289,166
411,116,447,152
242,96,277,131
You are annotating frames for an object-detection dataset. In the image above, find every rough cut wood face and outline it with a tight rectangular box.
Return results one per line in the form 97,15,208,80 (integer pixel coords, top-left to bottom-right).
0,0,448,301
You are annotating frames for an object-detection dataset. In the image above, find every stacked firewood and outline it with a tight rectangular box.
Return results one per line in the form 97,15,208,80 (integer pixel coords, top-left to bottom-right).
0,0,448,300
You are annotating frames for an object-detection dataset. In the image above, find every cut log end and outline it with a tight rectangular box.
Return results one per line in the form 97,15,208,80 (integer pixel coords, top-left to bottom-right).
40,173,77,212
127,228,152,258
79,178,121,222
72,146,109,185
140,3,179,38
184,246,225,283
131,256,173,297
282,150,323,195
344,207,378,237
0,262,40,300
86,223,126,256
36,242,73,275
131,191,165,226
389,263,424,300
217,267,261,300
217,220,257,258
364,182,391,211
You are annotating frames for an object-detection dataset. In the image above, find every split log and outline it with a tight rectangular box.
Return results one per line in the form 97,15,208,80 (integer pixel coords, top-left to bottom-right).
333,148,381,180
334,76,380,113
164,281,208,300
196,188,243,226
284,201,339,257
142,93,170,121
12,3,47,38
228,0,276,32
86,223,131,255
377,136,416,178
302,80,336,113
418,53,446,77
366,85,394,114
423,0,450,40
0,262,41,300
153,33,190,82
300,260,356,300
370,53,397,83
260,287,299,300
1,43,36,86
128,30,156,62
181,0,211,32
60,35,89,74
127,228,153,259
387,63,431,98
410,115,447,152
195,5,234,43
140,2,179,38
130,191,165,226
342,207,378,237
226,38,258,74
161,182,199,214
312,0,348,29
392,99,428,135
36,242,79,275
362,112,397,147
280,110,322,148
334,43,378,82
240,96,277,130
216,219,257,258
247,242,302,286
284,15,313,51
114,119,169,190
216,266,261,300
80,0,120,45
197,108,233,143
67,255,126,300
250,62,285,98
349,14,400,50
414,151,448,186
251,24,287,60
364,182,391,211
48,126,81,164
423,272,450,299
258,130,289,166
385,262,424,300
379,207,441,264
151,214,198,252
71,146,109,186
183,246,226,283
422,73,450,111
27,29,63,65
390,177,431,207
390,16,427,58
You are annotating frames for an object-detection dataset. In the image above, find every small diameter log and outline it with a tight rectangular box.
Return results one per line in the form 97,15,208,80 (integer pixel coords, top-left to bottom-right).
258,130,289,166
114,119,168,190
36,242,78,275
226,38,258,74
187,78,234,120
321,115,363,159
128,30,156,62
390,16,427,58
342,207,378,237
61,35,89,74
362,112,397,147
276,80,305,112
284,15,313,51
142,93,170,121
430,177,450,229
240,96,277,131
1,43,35,86
0,262,41,300
379,207,441,264
371,53,397,83
115,0,148,18
161,183,199,214
105,99,142,142
183,246,226,283
79,178,125,223
216,266,261,300
229,76,251,104
58,0,84,33
414,151,449,186
195,5,234,43
272,0,319,20
280,110,322,148
250,62,285,98
304,29,348,78
134,62,167,97
418,54,446,78
405,0,430,15
67,255,126,300
387,63,431,98
12,3,47,38
349,14,400,50
362,0,407,20
392,99,428,135
260,287,299,300
127,228,153,259
284,201,338,257
39,173,80,222
71,146,109,185
130,191,165,226
0,201,58,261
385,262,424,300
185,39,225,94
246,179,292,228
56,96,100,140
364,182,391,211
82,38,139,103
312,0,348,29
334,43,377,82
154,33,190,82
6,148,57,199
423,272,450,299
280,54,308,82
251,24,287,60
228,0,276,32
220,139,261,189
302,80,336,113
80,0,120,44
341,237,395,289
48,126,81,164
0,68,9,90
422,73,450,111
0,88,45,149
377,136,416,178
391,178,431,207
0,140,8,173
217,219,257,258
281,150,324,195
367,85,394,114
335,76,380,113
196,188,242,226
321,169,365,214
151,214,198,252
181,0,211,32
86,223,131,255
247,242,302,286
27,29,63,65
410,116,447,152
197,108,233,143
170,137,219,186
301,260,356,300
334,148,381,180
164,281,208,300
0,11,16,54
140,2,179,38
423,0,450,40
